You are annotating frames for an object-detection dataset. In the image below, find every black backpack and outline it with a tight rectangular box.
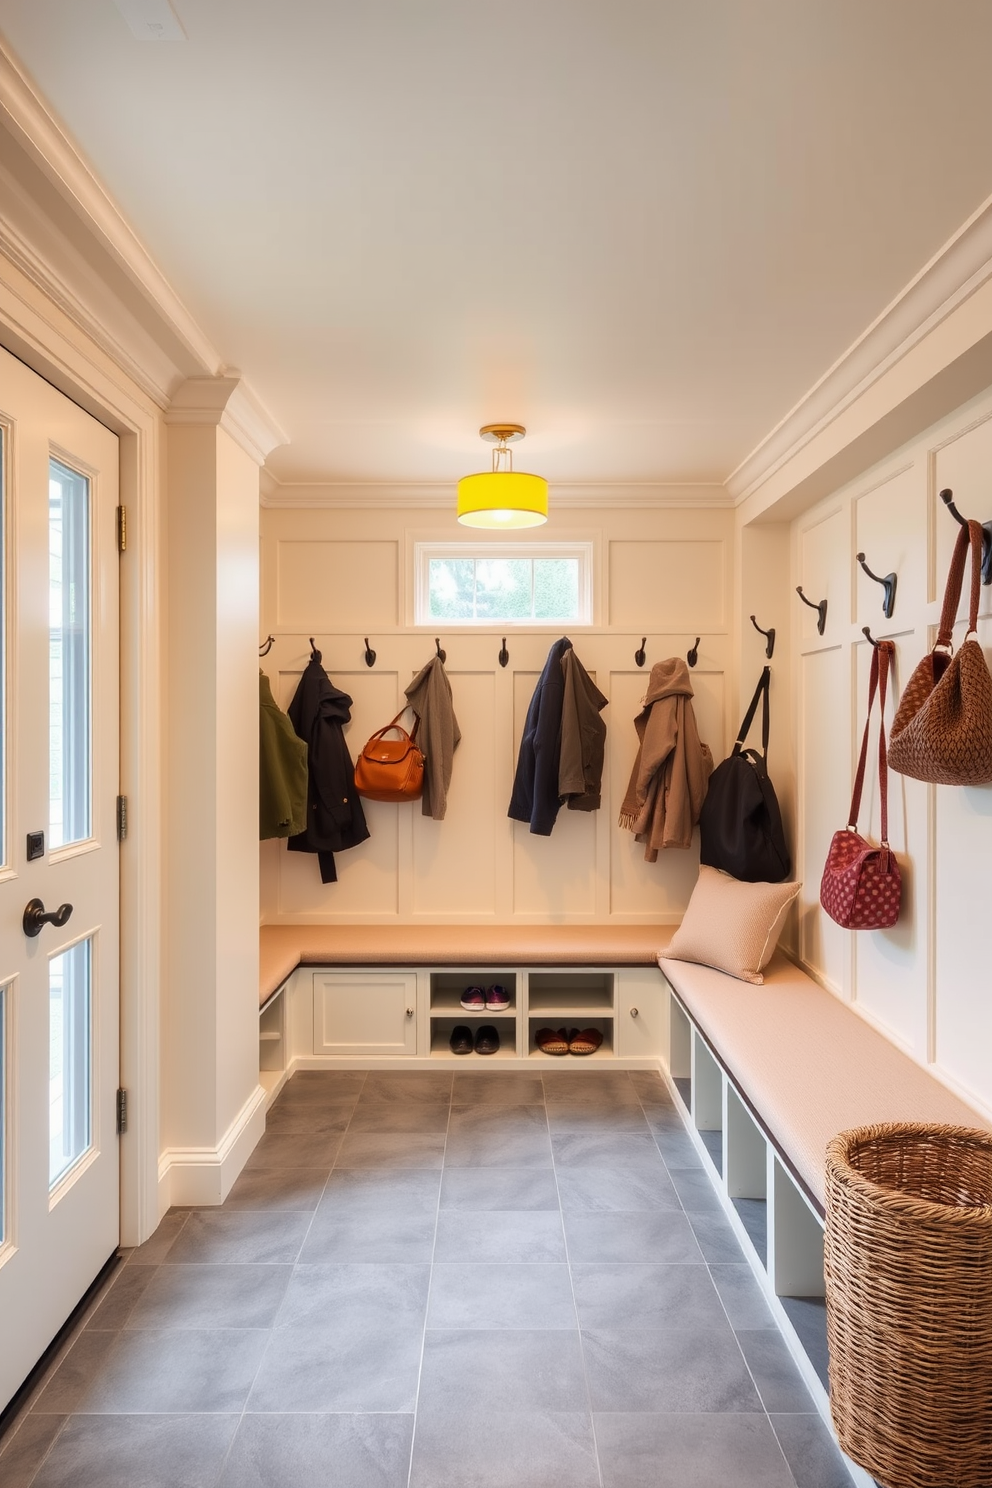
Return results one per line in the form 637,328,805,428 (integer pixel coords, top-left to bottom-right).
698,666,790,883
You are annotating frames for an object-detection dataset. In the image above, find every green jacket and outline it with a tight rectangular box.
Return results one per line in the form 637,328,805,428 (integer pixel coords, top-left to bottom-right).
260,671,308,839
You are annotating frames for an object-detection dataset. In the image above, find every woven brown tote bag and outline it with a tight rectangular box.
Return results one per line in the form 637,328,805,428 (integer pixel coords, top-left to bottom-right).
888,519,992,785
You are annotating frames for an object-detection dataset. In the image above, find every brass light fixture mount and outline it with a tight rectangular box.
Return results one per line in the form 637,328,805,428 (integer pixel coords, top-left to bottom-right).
479,422,527,448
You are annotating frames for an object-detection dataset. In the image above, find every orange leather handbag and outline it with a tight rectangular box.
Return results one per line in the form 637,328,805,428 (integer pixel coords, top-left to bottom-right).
354,711,425,801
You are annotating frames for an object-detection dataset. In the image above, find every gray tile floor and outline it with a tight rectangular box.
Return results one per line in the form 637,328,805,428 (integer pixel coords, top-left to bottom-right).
0,1068,854,1487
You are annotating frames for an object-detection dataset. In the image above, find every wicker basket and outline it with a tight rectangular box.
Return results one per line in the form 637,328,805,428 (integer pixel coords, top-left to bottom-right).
824,1123,992,1488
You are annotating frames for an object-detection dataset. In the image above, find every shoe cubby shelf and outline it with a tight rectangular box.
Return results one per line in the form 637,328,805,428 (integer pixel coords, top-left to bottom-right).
291,963,667,1069
527,1022,614,1060
430,1019,517,1059
430,991,517,1015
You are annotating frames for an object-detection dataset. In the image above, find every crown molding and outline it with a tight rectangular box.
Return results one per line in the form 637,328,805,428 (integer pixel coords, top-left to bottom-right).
727,192,992,505
0,186,176,407
167,376,287,465
0,39,222,376
258,477,731,510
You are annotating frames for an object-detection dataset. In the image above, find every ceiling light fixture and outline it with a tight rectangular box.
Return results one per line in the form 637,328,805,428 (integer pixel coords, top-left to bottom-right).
457,424,548,528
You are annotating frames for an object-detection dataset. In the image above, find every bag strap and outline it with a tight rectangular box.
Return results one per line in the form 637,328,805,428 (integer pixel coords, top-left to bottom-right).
848,641,894,861
386,708,420,742
366,710,421,748
936,520,983,648
732,666,771,759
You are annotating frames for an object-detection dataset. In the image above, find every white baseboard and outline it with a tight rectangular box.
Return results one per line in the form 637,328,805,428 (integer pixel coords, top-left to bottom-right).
157,1083,267,1208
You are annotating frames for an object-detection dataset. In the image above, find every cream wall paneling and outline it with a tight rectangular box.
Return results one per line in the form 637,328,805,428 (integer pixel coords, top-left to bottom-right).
789,384,992,1123
259,629,729,926
260,507,736,638
259,503,736,928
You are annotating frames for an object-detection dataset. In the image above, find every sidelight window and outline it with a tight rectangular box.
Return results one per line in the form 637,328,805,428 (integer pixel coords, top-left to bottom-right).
49,458,91,849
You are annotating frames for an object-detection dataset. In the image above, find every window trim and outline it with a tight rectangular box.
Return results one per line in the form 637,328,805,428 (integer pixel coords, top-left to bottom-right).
412,539,595,628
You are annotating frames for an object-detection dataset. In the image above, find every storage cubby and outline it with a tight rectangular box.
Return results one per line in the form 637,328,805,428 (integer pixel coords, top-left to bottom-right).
527,971,614,1018
726,1085,768,1266
528,1017,613,1059
258,988,287,1096
526,971,615,1061
669,995,692,1110
429,969,518,1014
691,1029,723,1176
428,970,520,1059
430,1016,517,1060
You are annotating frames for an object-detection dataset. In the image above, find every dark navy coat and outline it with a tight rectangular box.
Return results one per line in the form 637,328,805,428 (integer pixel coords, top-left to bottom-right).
507,636,573,836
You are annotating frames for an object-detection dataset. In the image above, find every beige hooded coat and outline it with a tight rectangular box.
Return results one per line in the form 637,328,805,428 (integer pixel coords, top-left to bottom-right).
619,657,713,859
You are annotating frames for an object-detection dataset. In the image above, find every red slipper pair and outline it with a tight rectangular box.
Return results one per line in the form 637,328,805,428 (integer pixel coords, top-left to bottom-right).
535,1026,603,1056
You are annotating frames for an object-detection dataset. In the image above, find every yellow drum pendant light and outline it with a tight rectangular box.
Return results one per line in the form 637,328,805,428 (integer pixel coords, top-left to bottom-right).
457,424,548,528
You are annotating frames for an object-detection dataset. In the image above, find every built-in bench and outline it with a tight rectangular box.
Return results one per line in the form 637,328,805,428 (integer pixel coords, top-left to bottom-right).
658,950,991,1484
258,924,675,1081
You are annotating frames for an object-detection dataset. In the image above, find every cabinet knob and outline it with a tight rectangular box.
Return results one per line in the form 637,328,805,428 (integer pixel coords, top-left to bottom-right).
629,1006,639,1018
406,1007,415,1018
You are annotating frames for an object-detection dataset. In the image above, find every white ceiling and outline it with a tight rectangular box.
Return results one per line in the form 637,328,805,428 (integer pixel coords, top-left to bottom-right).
2,0,992,488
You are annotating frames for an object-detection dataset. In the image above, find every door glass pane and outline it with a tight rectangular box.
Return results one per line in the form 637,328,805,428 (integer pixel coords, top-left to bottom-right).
0,427,5,867
0,984,6,1244
49,939,91,1188
49,459,91,848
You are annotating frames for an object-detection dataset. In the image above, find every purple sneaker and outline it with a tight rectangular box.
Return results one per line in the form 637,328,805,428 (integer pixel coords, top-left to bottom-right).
460,985,486,1011
485,984,510,1011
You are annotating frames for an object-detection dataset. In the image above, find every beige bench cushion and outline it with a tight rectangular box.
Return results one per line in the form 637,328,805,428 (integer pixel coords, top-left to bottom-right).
261,923,675,1007
659,952,990,1211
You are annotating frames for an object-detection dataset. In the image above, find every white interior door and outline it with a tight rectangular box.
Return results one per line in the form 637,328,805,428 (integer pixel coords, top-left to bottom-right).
0,345,120,1412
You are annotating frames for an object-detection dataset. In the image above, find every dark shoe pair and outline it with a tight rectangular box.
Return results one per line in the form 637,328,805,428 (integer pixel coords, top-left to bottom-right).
449,1024,500,1055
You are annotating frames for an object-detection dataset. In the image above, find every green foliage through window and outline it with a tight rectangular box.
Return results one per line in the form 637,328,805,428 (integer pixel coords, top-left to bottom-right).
427,556,581,623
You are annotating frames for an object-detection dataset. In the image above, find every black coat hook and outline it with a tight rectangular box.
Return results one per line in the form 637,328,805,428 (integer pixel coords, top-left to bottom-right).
259,634,274,657
749,615,775,660
498,638,509,668
434,637,446,663
363,638,376,668
939,488,992,585
686,638,700,668
856,552,897,618
634,638,647,668
309,636,322,662
796,586,828,635
862,626,879,648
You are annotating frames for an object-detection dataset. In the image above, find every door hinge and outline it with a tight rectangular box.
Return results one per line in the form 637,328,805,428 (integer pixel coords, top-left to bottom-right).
116,795,128,841
116,1088,128,1135
116,505,127,553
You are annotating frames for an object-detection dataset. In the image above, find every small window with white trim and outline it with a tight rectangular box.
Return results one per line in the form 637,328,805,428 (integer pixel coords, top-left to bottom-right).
414,542,592,626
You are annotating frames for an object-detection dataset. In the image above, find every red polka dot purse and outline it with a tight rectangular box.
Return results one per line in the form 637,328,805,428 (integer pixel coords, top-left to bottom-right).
819,639,902,930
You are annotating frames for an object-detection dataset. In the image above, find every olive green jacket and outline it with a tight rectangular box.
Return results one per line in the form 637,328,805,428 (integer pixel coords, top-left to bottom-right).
260,671,308,839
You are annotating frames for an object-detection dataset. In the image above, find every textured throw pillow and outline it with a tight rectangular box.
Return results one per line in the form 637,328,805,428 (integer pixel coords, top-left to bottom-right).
666,866,802,984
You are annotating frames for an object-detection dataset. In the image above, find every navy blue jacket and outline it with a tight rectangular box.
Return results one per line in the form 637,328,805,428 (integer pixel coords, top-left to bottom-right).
507,636,573,836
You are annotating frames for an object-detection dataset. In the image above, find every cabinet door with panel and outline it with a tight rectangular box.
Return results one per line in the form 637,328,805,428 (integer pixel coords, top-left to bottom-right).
313,971,418,1057
616,967,669,1060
